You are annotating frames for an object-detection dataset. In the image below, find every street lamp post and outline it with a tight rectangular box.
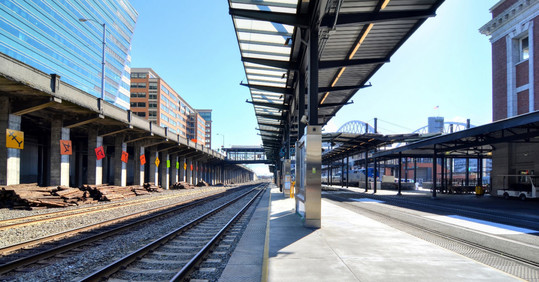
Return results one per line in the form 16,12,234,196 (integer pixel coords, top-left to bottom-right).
216,133,225,152
79,18,106,111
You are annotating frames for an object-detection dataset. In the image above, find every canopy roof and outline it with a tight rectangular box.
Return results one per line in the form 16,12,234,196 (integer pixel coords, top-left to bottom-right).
229,0,444,162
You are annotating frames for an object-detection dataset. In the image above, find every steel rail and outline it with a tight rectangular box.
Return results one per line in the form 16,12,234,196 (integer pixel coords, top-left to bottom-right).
0,186,248,275
171,184,266,281
80,183,265,281
0,188,219,230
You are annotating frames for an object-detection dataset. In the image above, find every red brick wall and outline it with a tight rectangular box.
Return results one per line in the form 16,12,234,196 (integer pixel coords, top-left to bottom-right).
492,0,519,18
492,38,507,121
517,89,529,114
515,60,529,87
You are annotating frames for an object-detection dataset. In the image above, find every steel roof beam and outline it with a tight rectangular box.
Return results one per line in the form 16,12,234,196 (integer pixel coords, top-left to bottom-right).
258,128,282,133
241,82,293,95
242,57,297,70
319,82,372,93
319,58,388,69
258,122,282,128
247,100,287,110
320,9,437,27
319,101,353,108
230,8,309,28
257,113,283,120
12,97,62,116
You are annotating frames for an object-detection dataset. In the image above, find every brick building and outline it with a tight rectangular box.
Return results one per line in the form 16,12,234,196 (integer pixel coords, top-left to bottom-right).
480,0,538,120
130,68,208,145
480,0,539,185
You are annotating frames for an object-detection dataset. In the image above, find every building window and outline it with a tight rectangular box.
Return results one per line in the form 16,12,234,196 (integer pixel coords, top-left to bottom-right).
131,82,147,88
149,111,157,117
149,94,157,100
149,102,157,108
130,73,147,79
136,112,146,117
131,92,146,98
521,36,529,61
149,82,158,90
130,102,146,107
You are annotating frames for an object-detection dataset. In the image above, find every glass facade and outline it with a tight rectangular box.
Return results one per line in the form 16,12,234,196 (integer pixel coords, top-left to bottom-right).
0,0,138,109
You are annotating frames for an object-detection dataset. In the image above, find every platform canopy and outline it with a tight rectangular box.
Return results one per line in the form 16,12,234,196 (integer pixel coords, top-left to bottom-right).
229,0,444,163
322,132,423,163
373,111,539,159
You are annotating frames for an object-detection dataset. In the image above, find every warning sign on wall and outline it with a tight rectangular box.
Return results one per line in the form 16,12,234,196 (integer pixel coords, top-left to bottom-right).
140,154,146,165
6,129,24,149
155,157,160,167
95,146,105,160
59,140,72,155
121,151,129,163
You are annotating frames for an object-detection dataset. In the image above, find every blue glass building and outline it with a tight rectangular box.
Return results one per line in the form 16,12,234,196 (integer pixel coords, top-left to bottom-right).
0,0,138,109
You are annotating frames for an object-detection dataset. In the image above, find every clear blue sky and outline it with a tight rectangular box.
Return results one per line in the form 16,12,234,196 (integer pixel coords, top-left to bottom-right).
129,0,498,175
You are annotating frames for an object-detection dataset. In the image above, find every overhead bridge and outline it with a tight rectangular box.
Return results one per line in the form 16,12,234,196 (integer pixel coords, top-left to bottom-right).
223,146,272,164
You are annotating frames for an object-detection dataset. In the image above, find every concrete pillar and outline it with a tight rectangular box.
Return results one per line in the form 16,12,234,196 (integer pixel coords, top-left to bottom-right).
189,158,193,185
170,154,177,184
87,128,103,185
149,147,158,186
50,119,70,186
133,144,144,186
114,135,127,187
160,151,169,189
0,97,22,185
179,156,185,182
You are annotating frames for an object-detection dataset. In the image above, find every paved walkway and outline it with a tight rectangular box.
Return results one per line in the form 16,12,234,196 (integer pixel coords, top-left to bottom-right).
220,185,521,281
267,187,520,282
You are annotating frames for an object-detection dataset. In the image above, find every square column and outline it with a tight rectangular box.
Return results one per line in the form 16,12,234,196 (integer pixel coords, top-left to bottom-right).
0,97,22,185
179,156,185,182
149,147,158,186
114,135,127,186
187,158,192,185
160,151,169,189
87,128,103,185
171,154,178,183
50,119,70,186
133,144,144,186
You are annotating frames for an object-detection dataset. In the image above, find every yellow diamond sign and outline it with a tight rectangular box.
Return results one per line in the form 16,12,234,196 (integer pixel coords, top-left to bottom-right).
6,129,24,149
155,157,160,167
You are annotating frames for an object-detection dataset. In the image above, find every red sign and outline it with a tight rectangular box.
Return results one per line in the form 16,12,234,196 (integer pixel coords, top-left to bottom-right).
190,164,193,171
95,146,105,160
121,151,129,163
140,154,146,165
59,140,72,155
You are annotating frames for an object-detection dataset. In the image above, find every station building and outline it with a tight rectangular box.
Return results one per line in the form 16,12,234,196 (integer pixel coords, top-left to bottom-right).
480,0,539,186
0,0,138,110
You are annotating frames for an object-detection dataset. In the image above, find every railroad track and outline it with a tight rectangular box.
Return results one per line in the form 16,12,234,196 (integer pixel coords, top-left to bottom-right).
0,185,252,276
0,187,224,230
80,183,266,281
325,194,539,281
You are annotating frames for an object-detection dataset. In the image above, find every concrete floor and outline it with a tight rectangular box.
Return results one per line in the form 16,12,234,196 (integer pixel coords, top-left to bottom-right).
267,188,520,282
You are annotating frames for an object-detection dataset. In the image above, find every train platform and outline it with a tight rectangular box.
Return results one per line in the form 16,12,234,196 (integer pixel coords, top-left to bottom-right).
220,184,521,282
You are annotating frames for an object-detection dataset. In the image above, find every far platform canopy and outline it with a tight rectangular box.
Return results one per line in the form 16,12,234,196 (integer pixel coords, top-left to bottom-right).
229,0,445,163
374,111,539,160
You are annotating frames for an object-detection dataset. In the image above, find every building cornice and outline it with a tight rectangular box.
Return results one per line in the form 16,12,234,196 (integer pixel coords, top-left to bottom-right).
480,0,537,36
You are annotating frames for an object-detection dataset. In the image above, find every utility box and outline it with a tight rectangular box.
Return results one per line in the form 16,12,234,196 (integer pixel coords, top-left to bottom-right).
282,159,291,197
295,126,321,228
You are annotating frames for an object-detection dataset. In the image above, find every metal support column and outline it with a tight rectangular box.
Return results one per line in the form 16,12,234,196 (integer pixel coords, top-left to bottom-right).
432,146,437,198
397,153,402,196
